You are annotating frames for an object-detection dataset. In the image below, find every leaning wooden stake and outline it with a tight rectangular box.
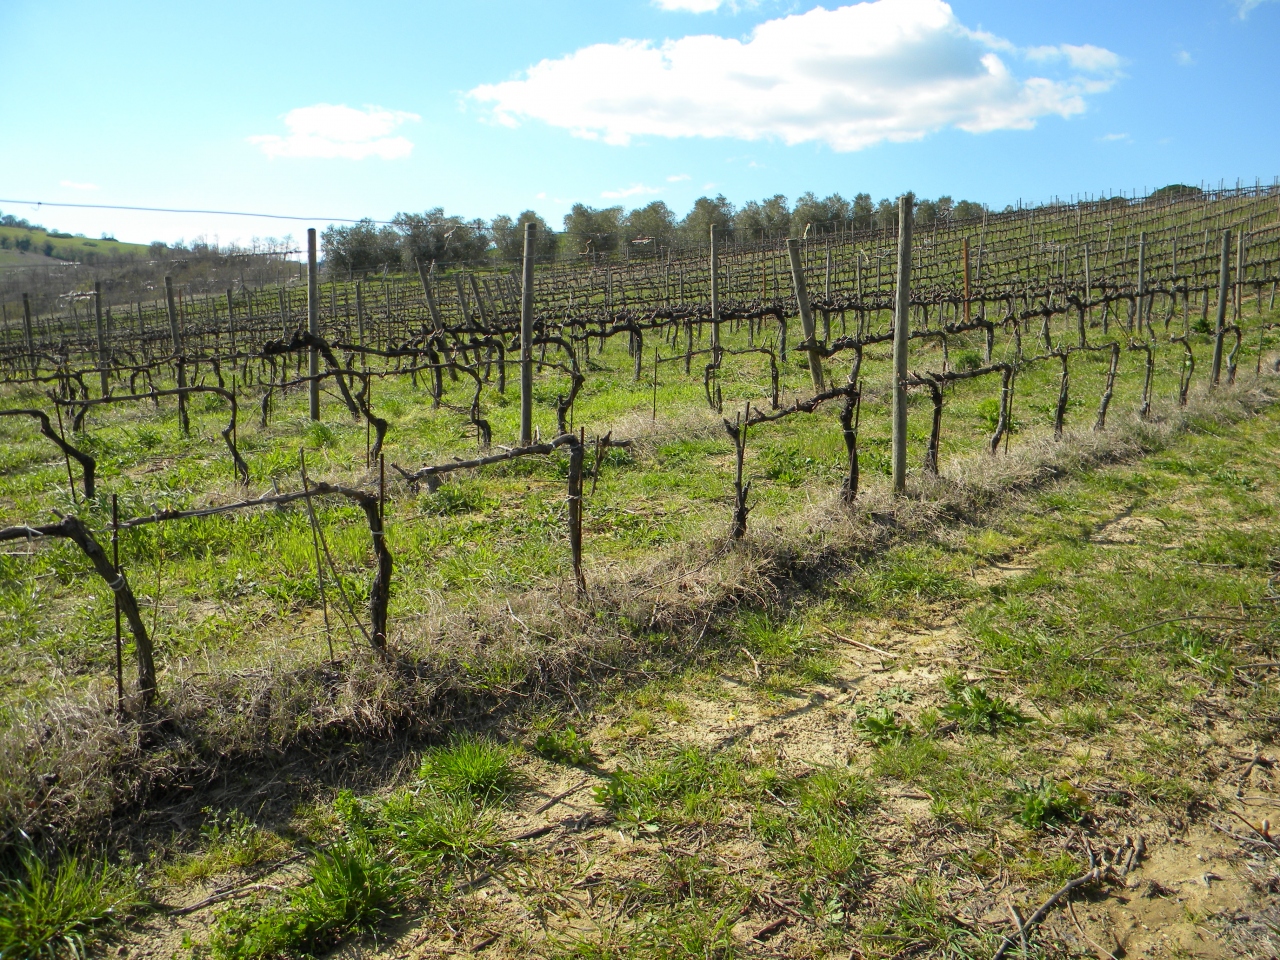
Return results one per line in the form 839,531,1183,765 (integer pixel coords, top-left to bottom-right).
891,194,914,494
1211,229,1231,386
785,238,825,391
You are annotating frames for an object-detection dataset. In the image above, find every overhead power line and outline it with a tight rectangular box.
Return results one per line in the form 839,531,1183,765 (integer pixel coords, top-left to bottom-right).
0,198,394,225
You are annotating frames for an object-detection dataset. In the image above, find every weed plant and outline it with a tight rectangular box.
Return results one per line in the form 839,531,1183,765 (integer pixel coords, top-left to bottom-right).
210,838,402,960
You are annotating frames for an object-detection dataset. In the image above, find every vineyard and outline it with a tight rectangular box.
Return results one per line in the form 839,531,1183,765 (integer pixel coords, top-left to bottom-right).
2,183,1280,958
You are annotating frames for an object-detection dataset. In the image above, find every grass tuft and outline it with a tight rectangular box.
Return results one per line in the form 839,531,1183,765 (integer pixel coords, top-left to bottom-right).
210,838,401,960
0,848,144,960
417,734,519,804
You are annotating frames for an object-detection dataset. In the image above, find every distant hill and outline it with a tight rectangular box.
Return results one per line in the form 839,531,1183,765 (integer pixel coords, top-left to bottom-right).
0,216,152,268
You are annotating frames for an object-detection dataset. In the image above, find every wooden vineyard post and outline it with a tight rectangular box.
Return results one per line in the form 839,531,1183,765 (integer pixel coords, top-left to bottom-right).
164,276,188,432
94,282,109,397
1136,231,1146,337
520,221,536,445
892,194,914,495
710,225,721,359
786,238,825,390
470,274,490,331
355,281,366,354
823,245,832,343
652,347,659,421
1211,229,1231,386
568,428,585,592
226,288,237,358
21,293,36,377
307,228,320,420
1082,242,1092,346
962,238,971,325
1236,228,1246,324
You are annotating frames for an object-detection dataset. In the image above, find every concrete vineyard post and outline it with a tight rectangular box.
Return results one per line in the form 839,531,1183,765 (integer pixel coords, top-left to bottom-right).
307,228,320,421
785,238,825,391
892,193,914,495
520,221,536,445
1211,230,1230,386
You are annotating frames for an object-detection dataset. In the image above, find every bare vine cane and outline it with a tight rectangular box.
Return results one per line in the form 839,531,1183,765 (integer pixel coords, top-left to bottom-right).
724,403,751,540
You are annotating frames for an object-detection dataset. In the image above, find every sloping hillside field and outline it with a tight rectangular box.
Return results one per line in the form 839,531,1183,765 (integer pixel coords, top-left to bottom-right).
0,187,1278,958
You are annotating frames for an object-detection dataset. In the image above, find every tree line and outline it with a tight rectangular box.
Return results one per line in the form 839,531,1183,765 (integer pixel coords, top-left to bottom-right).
321,191,988,274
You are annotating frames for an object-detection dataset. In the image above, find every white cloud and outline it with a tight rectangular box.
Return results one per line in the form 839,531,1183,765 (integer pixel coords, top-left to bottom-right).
1175,49,1194,66
601,183,663,199
1099,132,1129,142
654,0,724,10
1026,43,1120,73
60,180,98,191
667,173,691,181
470,0,1120,152
249,104,420,159
1238,0,1276,16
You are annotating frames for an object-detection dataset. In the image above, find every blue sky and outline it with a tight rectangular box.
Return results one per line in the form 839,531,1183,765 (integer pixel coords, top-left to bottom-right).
1,0,1277,247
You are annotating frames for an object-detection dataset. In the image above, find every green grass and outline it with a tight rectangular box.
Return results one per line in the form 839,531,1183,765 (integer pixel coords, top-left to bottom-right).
0,295,1269,718
0,247,1278,955
0,224,151,263
417,734,519,804
210,838,402,960
860,881,991,959
0,848,144,959
166,809,289,884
